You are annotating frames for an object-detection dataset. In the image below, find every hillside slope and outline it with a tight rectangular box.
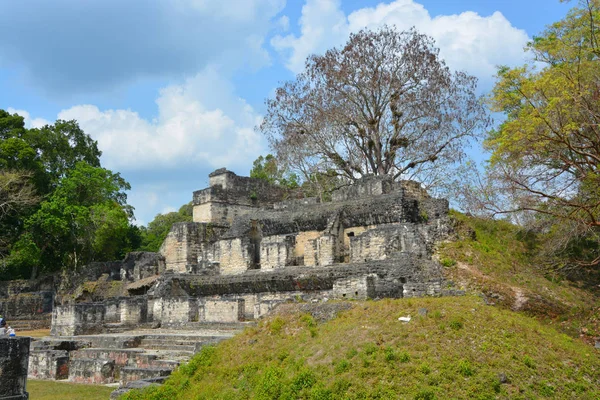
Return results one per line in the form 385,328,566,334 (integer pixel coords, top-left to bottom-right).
121,213,600,400
121,296,599,399
438,211,599,341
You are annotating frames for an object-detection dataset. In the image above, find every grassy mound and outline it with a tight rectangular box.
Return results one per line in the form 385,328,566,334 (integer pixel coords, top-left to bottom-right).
438,211,599,339
121,296,599,400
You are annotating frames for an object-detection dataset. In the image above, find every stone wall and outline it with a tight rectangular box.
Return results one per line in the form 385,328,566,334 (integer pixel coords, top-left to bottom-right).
349,223,432,262
28,349,69,380
218,238,252,275
0,337,30,400
51,304,105,336
153,297,198,325
120,297,148,324
332,175,394,202
0,291,53,319
192,169,286,224
260,235,294,270
202,298,245,322
333,275,376,300
160,223,203,273
120,252,165,282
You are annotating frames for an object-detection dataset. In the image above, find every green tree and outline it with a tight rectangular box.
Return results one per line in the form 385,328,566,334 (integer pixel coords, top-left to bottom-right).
250,154,299,189
0,170,39,258
4,162,138,278
138,203,193,252
0,110,102,196
0,110,120,279
486,0,600,269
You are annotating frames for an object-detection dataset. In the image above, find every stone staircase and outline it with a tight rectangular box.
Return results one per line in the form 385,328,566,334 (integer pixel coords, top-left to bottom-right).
8,316,51,331
28,323,252,396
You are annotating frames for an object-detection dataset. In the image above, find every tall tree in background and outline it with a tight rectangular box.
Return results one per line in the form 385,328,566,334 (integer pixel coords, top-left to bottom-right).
138,203,193,253
7,162,137,277
486,0,600,269
250,154,299,189
0,109,139,279
260,26,489,188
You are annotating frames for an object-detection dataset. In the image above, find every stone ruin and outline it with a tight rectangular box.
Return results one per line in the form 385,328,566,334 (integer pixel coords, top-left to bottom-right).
0,169,460,394
0,337,30,400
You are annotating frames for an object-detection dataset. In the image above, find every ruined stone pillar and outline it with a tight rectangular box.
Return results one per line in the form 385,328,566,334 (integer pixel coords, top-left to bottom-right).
0,337,30,400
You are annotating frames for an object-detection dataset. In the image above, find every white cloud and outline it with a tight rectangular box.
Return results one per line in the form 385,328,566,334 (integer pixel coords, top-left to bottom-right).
271,0,530,84
57,67,266,172
277,15,290,31
0,0,286,94
161,206,177,214
6,108,50,129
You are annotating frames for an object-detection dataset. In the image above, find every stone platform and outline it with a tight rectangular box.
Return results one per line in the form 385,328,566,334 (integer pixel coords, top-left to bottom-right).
28,324,250,396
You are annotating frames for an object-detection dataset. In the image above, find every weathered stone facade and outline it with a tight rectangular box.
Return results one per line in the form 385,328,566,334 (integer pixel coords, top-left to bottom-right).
0,337,30,400
17,169,459,390
40,169,454,333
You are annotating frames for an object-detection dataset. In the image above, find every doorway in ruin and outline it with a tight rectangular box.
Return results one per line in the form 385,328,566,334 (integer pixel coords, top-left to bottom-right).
248,219,261,269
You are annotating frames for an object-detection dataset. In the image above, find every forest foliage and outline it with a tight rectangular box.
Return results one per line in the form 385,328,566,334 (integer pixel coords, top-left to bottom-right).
0,110,139,279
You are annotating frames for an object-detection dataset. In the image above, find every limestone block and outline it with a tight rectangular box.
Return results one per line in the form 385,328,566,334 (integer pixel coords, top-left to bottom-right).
317,235,335,266
160,223,202,273
0,337,30,400
153,298,197,325
28,349,69,380
104,298,121,323
203,299,244,323
120,297,148,324
304,239,319,267
333,275,376,300
51,303,105,336
69,358,115,384
218,239,249,275
260,235,294,270
295,231,320,261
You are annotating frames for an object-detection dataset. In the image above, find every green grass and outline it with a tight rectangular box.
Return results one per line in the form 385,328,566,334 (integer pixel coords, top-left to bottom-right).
438,211,599,334
118,213,600,399
120,296,600,400
28,380,114,400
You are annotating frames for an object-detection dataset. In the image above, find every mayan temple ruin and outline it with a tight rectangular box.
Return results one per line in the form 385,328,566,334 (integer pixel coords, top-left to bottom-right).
0,168,460,397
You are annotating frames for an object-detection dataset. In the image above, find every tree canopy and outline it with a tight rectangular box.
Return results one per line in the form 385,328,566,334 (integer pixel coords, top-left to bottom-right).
137,203,193,253
0,109,139,279
485,0,600,269
260,26,489,187
250,154,299,189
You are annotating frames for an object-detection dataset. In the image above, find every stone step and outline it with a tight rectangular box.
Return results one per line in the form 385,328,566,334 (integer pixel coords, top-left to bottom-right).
68,335,144,349
137,343,197,352
166,321,255,331
9,318,51,330
103,322,158,334
70,348,149,365
120,366,175,385
72,348,182,368
138,336,218,346
69,357,117,385
110,376,169,399
31,338,90,352
140,349,195,360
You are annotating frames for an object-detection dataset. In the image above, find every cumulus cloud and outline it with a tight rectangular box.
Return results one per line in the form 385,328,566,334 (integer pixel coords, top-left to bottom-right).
6,108,50,129
0,0,285,94
271,0,530,84
57,67,266,173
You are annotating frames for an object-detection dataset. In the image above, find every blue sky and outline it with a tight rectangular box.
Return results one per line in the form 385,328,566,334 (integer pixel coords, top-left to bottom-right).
0,0,571,225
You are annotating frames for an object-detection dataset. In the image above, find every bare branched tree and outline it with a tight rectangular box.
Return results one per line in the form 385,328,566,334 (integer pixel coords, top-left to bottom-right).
0,170,38,220
260,26,490,186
